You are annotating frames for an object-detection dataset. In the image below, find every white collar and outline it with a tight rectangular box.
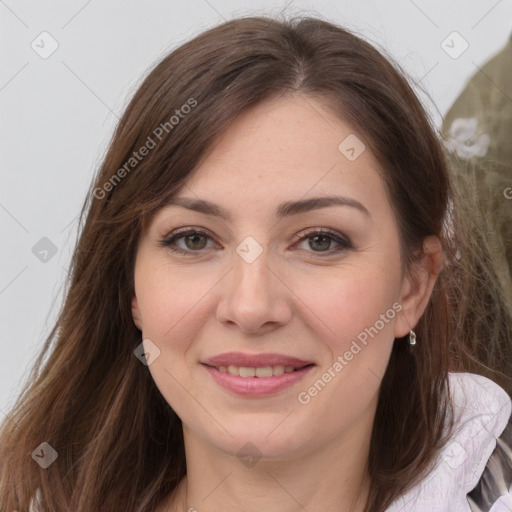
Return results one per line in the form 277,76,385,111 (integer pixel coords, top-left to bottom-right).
386,372,512,511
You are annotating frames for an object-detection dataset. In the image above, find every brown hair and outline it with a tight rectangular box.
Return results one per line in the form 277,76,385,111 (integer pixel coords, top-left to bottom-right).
1,15,509,512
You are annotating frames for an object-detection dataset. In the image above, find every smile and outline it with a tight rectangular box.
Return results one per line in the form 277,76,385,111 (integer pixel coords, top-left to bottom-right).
202,363,315,397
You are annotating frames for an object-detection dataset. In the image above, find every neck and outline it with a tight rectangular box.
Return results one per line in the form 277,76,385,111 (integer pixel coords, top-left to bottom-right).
168,420,373,512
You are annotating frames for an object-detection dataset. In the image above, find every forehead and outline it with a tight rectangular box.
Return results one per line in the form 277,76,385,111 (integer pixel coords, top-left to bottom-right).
172,94,391,221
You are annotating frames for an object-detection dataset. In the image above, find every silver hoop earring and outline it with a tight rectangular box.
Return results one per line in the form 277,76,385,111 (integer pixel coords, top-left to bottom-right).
408,330,417,346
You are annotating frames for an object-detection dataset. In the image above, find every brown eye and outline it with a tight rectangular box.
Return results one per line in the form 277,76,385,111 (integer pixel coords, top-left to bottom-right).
294,229,353,255
183,233,208,250
161,229,217,255
308,234,332,252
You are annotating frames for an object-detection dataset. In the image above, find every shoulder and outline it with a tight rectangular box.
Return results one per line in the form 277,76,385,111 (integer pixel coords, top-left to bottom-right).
448,373,511,507
386,372,512,512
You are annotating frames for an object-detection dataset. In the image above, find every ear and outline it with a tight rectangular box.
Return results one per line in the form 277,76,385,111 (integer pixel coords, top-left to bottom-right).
131,295,143,331
394,235,443,338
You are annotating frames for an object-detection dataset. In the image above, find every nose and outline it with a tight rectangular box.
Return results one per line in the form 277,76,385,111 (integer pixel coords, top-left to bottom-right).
215,245,293,335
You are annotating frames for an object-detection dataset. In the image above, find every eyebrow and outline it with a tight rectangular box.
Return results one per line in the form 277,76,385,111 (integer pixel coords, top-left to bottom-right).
164,195,371,220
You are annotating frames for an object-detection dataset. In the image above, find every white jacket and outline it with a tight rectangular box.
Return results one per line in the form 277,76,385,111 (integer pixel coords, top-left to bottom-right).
387,372,512,512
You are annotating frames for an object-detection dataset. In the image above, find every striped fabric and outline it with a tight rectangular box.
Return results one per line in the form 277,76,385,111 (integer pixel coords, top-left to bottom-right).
467,413,512,511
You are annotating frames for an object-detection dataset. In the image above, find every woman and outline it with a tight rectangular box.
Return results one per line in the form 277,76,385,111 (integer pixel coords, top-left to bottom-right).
1,15,511,512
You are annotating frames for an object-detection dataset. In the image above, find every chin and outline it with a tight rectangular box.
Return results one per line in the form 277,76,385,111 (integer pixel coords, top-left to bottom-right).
199,419,315,463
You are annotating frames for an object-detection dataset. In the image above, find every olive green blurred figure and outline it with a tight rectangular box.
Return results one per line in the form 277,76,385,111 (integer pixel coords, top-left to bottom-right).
442,35,512,393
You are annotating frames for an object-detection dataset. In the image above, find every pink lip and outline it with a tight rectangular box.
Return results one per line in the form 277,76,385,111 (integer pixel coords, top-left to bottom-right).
201,352,315,398
202,364,315,397
202,351,313,368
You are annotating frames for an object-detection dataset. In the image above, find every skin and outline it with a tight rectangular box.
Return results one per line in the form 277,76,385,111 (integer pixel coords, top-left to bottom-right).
131,93,442,512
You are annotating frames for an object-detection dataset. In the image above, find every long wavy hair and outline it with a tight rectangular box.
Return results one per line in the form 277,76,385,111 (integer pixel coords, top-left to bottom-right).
1,15,510,512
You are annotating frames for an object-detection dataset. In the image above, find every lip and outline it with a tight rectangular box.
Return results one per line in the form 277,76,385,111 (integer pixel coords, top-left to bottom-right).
202,364,315,397
201,352,315,398
202,352,313,368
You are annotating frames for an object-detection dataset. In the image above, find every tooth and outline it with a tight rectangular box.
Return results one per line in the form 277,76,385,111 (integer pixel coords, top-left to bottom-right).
227,365,239,375
255,366,273,377
239,366,256,377
272,365,285,376
216,364,298,377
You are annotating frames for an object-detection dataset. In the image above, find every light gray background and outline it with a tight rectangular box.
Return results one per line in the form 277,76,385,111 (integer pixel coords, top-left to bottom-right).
1,0,511,417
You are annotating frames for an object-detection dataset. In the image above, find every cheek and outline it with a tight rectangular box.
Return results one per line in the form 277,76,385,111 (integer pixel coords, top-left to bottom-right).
134,260,219,347
291,263,399,408
295,263,401,352
290,269,398,441
134,262,218,417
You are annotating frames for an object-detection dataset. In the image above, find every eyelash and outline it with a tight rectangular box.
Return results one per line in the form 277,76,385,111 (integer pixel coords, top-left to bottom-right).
160,227,353,257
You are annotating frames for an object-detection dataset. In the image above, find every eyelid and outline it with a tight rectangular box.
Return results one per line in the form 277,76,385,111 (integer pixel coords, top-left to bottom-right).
163,226,215,240
293,226,350,242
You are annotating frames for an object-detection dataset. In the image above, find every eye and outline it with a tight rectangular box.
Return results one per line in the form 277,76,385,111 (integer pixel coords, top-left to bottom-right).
160,227,353,256
160,228,218,254
293,228,353,255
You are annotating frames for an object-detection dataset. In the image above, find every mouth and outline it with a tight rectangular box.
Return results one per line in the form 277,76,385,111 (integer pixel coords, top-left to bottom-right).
200,352,316,397
205,363,313,378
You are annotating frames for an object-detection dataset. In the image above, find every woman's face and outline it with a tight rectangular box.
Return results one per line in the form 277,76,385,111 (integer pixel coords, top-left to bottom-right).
131,94,431,461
